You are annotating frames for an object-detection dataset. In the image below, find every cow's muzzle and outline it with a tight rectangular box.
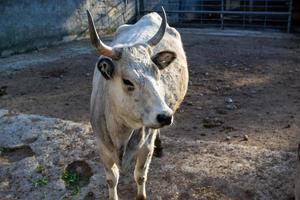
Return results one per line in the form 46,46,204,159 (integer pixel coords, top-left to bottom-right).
156,113,173,127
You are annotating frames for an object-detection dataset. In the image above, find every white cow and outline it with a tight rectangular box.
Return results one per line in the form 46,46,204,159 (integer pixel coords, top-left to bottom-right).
88,8,188,200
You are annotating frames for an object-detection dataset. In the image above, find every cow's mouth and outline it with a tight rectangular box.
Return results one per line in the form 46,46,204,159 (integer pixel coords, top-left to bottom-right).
146,122,172,129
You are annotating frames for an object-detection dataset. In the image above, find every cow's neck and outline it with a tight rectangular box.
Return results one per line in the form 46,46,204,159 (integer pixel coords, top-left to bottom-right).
104,99,134,151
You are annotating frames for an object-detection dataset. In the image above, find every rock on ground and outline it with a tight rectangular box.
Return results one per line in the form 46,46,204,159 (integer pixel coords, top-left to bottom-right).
0,109,297,200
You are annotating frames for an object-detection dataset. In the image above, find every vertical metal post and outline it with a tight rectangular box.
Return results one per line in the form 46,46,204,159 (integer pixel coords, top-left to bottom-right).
200,0,203,25
264,0,268,30
249,0,253,23
287,0,293,33
135,0,140,20
221,0,224,29
243,0,246,28
139,0,144,17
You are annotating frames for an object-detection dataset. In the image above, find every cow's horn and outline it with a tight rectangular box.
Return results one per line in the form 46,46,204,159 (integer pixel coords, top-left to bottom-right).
147,7,167,46
87,10,120,59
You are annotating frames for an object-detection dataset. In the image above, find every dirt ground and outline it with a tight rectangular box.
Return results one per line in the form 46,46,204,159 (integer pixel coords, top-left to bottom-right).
1,30,299,153
1,29,300,200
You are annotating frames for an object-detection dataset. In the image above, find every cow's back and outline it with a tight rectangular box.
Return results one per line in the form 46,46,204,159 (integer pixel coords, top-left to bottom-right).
112,13,189,112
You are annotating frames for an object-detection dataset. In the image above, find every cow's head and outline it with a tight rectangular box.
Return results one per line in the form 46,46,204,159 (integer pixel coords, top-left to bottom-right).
87,8,176,129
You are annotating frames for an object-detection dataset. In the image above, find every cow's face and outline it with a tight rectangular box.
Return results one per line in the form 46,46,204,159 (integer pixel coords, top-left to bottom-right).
97,44,176,129
87,8,174,128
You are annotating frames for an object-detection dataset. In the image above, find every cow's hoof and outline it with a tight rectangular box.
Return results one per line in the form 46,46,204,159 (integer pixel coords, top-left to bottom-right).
153,147,163,158
136,195,147,200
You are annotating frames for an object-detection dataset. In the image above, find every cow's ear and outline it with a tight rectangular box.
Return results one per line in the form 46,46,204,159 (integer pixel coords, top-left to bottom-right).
152,51,176,70
97,57,115,80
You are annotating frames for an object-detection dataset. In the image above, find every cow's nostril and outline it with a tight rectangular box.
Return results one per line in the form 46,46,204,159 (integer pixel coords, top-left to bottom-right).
156,114,173,126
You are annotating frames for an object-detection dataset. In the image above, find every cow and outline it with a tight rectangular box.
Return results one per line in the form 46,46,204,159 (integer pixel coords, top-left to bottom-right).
88,7,188,200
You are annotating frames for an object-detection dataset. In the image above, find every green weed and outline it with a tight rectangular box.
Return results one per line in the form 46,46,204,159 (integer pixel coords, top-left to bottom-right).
61,170,80,196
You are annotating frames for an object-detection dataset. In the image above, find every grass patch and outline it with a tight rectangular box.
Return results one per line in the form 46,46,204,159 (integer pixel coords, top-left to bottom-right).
61,170,80,196
0,147,13,154
36,165,45,173
34,177,49,187
0,86,7,97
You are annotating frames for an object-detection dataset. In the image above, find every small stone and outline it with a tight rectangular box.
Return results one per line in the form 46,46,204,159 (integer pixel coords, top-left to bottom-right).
196,106,202,110
186,101,193,106
84,191,95,200
244,135,249,141
225,97,233,103
203,117,224,128
283,124,291,129
226,104,237,110
85,73,91,77
226,136,231,141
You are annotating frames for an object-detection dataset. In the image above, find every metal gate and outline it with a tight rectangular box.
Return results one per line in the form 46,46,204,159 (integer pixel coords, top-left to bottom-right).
137,0,293,32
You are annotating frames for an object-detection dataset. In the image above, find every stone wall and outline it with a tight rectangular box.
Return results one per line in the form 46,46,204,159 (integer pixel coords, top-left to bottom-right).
0,0,136,57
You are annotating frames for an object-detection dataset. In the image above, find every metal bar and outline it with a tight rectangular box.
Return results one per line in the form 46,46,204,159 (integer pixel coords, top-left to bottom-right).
135,0,140,20
264,0,268,29
287,0,293,33
143,10,291,16
139,0,144,19
200,0,203,25
249,0,253,24
243,0,246,28
221,0,224,29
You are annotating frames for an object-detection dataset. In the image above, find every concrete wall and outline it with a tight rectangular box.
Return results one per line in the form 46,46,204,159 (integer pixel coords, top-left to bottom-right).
0,0,136,57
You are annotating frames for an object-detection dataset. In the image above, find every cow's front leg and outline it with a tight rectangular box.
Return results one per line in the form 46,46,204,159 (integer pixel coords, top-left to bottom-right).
103,160,120,200
134,131,157,200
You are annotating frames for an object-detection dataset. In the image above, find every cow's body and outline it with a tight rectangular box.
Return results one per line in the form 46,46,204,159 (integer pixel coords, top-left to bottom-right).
89,10,188,200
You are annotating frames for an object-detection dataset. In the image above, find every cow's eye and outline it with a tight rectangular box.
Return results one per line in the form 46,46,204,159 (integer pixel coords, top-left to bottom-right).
122,79,134,86
122,79,135,91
